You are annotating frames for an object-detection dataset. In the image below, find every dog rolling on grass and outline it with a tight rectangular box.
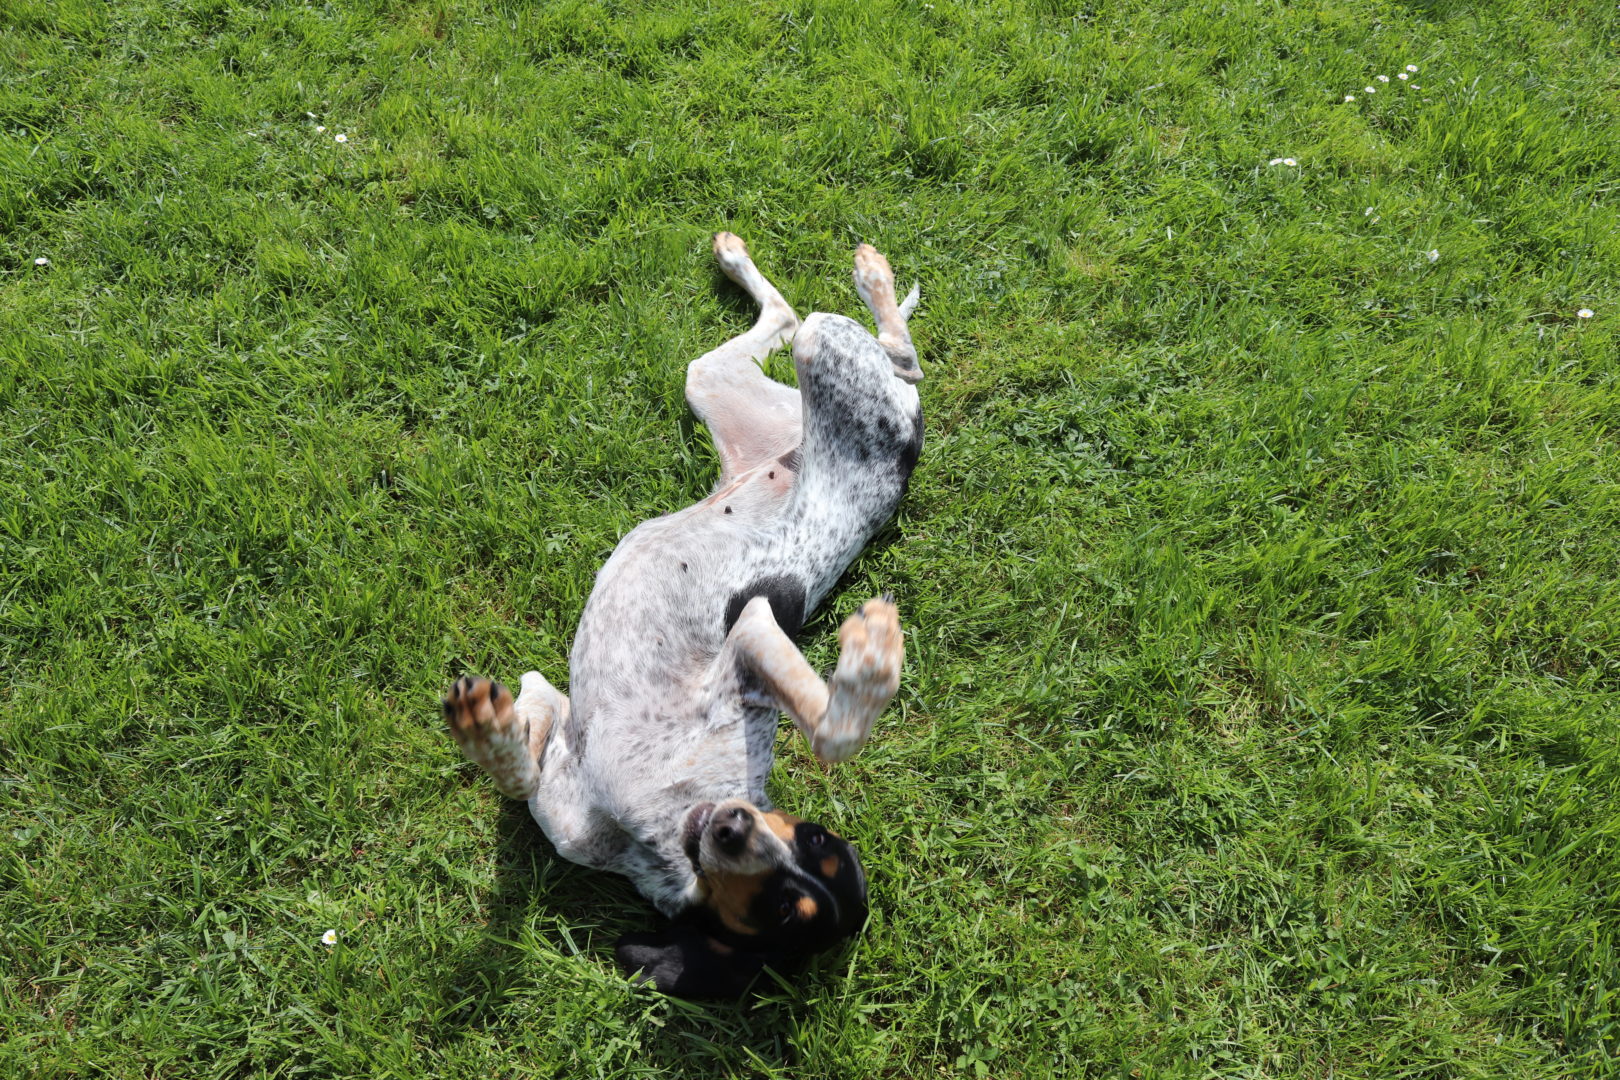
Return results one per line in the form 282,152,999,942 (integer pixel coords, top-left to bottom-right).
444,234,922,996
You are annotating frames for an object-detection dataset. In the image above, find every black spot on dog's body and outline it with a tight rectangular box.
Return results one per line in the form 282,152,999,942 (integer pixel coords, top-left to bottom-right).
722,574,806,639
777,447,801,472
898,407,924,484
735,663,770,702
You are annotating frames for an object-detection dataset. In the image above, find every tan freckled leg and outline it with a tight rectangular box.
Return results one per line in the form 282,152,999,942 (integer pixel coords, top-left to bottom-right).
852,244,922,383
687,234,804,487
726,594,904,764
728,599,830,739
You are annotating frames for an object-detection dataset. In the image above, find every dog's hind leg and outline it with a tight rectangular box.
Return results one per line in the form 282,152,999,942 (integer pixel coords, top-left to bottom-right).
443,672,568,800
686,233,803,487
852,243,922,383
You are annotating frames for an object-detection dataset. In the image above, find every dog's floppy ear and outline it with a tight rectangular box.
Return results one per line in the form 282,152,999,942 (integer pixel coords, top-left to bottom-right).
615,925,797,999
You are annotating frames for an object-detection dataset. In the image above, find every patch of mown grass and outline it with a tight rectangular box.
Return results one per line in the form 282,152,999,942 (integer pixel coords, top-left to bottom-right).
3,0,1618,1076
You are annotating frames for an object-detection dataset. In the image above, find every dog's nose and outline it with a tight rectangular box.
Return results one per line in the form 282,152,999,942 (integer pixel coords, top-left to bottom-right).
712,807,753,853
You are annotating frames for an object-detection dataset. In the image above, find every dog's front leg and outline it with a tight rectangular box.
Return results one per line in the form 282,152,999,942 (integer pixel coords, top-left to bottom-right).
727,595,904,763
443,672,567,799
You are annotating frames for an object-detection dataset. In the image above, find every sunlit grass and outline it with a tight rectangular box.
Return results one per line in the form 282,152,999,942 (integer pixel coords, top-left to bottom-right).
2,0,1617,1076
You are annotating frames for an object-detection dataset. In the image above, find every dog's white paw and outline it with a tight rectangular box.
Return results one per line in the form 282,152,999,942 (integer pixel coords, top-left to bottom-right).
852,243,895,302
443,675,538,798
713,231,753,282
815,596,904,763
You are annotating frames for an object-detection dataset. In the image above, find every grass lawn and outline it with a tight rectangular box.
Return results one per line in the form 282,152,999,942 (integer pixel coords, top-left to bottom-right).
4,0,1619,1075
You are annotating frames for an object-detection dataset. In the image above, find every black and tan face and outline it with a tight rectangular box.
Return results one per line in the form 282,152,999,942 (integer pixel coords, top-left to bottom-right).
615,801,868,997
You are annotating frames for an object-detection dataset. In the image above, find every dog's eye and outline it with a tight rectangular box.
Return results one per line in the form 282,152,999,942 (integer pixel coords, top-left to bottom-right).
806,830,826,849
778,897,797,922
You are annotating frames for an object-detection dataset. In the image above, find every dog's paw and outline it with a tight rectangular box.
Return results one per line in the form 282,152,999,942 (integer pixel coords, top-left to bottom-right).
835,596,903,698
713,231,752,279
853,246,922,382
443,675,518,745
816,597,904,763
852,243,895,302
443,676,540,798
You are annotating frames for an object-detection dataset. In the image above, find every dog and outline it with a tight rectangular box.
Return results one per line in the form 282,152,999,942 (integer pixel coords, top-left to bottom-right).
442,233,922,997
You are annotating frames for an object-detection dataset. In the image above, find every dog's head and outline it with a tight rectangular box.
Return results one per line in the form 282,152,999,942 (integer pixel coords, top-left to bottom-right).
615,800,868,997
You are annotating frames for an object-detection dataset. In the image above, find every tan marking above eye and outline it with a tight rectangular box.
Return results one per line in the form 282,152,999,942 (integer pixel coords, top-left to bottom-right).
796,895,818,920
819,855,840,878
762,810,803,844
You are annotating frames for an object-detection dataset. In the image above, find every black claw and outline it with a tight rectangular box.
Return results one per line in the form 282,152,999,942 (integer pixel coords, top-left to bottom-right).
491,681,506,702
442,698,454,719
462,675,475,694
882,591,895,604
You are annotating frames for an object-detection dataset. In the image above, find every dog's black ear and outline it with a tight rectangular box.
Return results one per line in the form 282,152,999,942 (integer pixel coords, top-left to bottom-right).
615,926,797,998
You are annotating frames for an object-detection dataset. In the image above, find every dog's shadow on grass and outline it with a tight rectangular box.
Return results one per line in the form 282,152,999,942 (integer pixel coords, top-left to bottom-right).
430,800,805,1071
426,800,592,1034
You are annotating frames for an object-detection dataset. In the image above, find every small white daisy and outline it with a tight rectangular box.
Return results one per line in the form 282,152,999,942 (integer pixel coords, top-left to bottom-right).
1344,94,1357,102
306,111,318,120
1427,249,1440,262
1365,207,1375,215
1406,64,1419,73
1365,86,1377,94
1269,157,1284,166
334,134,348,143
315,125,326,133
34,256,49,267
321,929,338,946
1577,308,1594,319
1377,74,1390,82
1398,72,1410,80
1412,86,1421,91
1283,158,1297,166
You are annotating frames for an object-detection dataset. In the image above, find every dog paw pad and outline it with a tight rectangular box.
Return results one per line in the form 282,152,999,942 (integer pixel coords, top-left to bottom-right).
443,675,521,747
